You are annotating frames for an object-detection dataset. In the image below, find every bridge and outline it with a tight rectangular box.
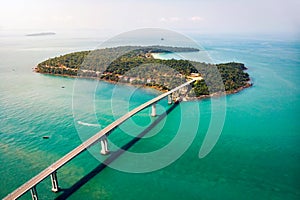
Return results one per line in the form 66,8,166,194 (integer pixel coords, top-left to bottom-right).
4,79,196,200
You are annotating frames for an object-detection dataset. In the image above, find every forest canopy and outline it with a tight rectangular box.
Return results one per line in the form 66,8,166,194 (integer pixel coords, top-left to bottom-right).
36,46,251,97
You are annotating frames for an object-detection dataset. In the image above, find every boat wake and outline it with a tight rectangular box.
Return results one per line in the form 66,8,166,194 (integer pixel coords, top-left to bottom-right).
77,121,101,127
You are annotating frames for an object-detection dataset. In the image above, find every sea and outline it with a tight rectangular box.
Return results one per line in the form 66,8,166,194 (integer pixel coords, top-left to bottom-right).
0,31,299,200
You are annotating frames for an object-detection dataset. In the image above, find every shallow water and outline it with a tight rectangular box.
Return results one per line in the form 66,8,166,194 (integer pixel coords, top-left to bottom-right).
0,33,299,199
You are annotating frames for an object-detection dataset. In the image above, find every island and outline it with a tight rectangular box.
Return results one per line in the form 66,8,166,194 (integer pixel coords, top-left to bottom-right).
35,45,252,99
26,32,56,37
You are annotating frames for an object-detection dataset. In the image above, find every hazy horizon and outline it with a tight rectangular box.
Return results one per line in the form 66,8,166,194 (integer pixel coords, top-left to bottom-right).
0,0,299,39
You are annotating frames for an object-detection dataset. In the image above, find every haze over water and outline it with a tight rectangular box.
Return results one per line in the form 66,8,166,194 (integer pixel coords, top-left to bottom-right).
0,33,299,199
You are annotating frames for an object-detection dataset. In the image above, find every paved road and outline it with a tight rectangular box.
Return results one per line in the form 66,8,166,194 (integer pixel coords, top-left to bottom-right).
4,79,195,200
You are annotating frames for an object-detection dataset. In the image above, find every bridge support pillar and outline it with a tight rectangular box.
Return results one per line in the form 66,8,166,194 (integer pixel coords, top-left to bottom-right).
151,103,156,117
30,186,38,200
50,171,59,193
100,135,110,155
168,94,173,104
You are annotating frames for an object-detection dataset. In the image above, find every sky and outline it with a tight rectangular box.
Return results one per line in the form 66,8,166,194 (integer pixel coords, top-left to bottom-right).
0,0,299,37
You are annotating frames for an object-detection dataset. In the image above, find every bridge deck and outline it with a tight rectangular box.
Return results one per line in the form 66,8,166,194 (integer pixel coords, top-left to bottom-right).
4,79,195,200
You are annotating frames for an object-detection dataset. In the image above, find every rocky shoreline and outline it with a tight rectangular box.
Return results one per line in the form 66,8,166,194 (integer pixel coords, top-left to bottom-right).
35,46,252,100
35,69,252,101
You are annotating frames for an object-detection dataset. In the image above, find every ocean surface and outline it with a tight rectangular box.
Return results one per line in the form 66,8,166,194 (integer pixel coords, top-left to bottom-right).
0,32,299,200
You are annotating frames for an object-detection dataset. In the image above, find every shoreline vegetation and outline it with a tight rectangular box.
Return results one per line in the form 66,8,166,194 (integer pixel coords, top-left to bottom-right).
35,45,252,100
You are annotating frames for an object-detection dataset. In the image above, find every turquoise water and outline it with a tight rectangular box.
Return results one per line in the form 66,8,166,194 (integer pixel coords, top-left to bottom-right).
0,34,299,199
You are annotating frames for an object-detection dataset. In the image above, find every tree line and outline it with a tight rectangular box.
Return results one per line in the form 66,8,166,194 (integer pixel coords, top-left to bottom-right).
36,46,251,97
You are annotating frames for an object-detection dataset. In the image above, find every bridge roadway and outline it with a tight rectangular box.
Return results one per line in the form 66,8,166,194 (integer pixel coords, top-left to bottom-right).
4,79,196,200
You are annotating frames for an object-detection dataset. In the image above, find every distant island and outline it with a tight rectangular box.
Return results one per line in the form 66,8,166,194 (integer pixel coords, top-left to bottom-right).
26,32,56,37
35,45,251,99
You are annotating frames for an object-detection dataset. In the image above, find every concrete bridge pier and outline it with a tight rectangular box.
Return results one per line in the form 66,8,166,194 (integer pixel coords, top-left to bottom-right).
3,80,196,200
100,135,109,155
151,103,156,117
168,94,173,104
30,186,38,200
50,172,59,192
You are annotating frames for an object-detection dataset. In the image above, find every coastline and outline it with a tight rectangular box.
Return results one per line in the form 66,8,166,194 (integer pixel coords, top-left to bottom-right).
151,53,164,59
34,46,252,101
34,69,252,101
